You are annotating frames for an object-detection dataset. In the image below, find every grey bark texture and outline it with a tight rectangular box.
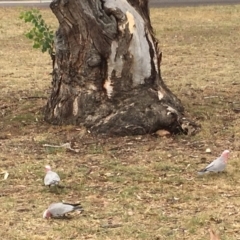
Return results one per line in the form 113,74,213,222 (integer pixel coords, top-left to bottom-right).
44,0,194,136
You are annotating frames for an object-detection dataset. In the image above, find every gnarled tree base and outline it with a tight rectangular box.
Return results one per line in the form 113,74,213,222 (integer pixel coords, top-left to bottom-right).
44,0,196,136
44,82,185,135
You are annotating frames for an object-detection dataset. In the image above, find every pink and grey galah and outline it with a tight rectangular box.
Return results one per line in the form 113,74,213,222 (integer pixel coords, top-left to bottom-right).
44,165,60,187
43,202,83,219
198,150,230,175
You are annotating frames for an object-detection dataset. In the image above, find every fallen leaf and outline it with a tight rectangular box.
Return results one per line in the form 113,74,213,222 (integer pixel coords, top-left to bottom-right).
4,172,9,180
128,210,134,216
17,208,30,212
155,129,171,137
205,148,211,153
104,172,113,177
209,228,221,240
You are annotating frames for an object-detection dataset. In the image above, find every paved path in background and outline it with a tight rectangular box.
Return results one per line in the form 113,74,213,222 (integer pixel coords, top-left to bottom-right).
150,0,240,7
0,0,240,8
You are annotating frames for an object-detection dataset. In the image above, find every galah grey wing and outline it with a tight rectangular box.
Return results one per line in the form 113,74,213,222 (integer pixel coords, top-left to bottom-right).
198,157,225,174
49,203,82,217
44,171,60,186
207,158,226,172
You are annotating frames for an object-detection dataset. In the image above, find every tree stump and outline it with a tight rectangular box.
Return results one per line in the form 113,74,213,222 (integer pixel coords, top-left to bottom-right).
44,0,191,136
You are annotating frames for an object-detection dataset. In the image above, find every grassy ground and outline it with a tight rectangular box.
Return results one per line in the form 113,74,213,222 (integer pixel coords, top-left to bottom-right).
0,5,240,240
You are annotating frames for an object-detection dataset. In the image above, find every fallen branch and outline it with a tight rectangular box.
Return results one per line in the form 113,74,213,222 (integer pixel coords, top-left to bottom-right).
43,143,80,153
204,96,219,99
21,96,48,99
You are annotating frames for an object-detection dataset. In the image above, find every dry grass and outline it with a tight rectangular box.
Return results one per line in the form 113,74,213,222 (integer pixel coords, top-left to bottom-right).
0,5,240,240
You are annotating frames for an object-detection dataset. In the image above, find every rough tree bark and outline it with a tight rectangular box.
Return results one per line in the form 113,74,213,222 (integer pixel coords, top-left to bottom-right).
44,0,193,135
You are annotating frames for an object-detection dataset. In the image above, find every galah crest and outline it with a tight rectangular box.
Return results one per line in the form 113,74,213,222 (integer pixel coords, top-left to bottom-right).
44,165,60,187
43,202,83,219
198,150,230,175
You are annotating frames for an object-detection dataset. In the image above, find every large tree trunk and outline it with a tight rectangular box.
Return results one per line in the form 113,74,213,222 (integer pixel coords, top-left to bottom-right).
44,0,189,135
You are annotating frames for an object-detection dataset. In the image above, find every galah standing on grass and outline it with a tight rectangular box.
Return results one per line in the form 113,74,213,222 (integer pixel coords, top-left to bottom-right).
198,150,230,175
44,165,60,187
43,202,83,219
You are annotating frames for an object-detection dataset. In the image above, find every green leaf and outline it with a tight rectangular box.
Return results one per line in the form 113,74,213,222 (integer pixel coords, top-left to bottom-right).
39,27,45,33
33,43,41,49
25,32,34,39
20,9,54,57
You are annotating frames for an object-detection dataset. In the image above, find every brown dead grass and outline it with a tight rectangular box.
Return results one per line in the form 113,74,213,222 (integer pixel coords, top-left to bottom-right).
0,5,240,240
